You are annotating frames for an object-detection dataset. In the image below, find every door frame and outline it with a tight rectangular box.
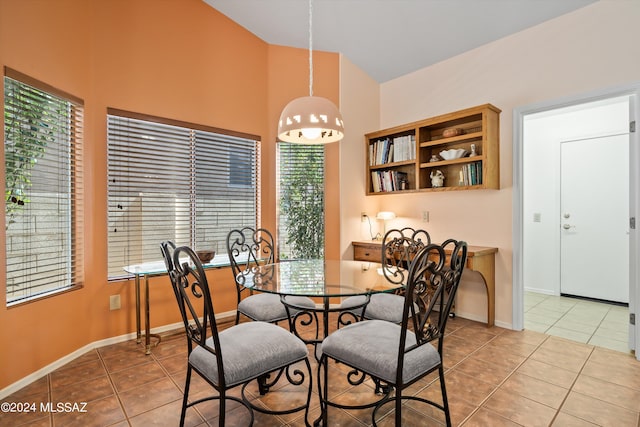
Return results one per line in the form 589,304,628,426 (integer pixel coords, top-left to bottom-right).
512,83,640,359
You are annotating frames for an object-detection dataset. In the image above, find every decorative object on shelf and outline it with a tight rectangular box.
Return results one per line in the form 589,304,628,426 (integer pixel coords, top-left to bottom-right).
430,170,445,188
429,154,439,162
443,127,464,138
439,148,468,160
470,143,477,157
277,0,344,144
196,249,215,263
376,211,396,237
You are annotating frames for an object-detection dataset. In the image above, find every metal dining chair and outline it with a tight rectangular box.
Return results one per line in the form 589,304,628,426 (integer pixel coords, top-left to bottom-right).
340,227,431,324
227,227,317,326
319,239,468,426
160,241,313,427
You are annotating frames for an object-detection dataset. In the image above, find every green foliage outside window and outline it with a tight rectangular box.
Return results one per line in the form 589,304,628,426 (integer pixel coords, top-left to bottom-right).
4,78,63,229
279,145,324,259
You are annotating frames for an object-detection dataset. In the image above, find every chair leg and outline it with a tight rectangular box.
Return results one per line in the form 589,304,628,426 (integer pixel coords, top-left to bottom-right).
257,373,270,395
316,355,329,426
219,388,226,426
439,365,452,427
180,366,192,427
395,391,402,426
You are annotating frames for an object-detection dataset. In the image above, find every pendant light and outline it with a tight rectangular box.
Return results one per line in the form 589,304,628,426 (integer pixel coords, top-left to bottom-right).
277,0,344,144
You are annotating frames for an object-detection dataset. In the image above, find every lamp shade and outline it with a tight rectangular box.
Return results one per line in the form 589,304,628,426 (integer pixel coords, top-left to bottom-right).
278,96,344,144
376,211,396,220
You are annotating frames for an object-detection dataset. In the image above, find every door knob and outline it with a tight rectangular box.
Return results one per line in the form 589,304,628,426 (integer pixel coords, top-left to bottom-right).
562,224,573,230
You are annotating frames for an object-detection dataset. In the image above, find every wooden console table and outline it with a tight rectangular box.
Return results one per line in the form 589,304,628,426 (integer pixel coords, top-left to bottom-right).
352,240,498,327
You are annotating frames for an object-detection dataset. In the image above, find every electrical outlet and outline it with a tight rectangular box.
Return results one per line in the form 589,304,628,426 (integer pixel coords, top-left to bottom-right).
109,295,121,310
422,211,429,222
361,212,368,223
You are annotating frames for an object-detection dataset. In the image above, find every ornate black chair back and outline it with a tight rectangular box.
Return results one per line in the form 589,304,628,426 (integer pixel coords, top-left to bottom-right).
227,227,275,286
402,239,467,361
164,244,224,372
381,227,431,286
226,227,275,321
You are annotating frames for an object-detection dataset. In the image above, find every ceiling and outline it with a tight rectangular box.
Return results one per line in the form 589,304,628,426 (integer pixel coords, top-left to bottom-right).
204,0,596,83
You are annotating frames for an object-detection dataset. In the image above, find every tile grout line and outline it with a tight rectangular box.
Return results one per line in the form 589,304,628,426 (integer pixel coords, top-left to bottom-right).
545,344,596,426
96,347,133,427
572,350,640,417
453,327,542,426
148,345,204,424
459,331,557,426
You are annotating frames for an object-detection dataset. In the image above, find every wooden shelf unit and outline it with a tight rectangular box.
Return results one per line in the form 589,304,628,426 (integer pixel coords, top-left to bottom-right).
366,104,501,194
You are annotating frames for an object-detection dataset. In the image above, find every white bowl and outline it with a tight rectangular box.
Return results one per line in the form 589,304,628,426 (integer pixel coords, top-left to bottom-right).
439,149,467,160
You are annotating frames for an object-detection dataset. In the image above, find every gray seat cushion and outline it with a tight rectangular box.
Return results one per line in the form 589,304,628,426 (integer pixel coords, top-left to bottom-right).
340,293,407,324
339,294,368,311
321,319,440,385
190,321,308,388
239,293,316,322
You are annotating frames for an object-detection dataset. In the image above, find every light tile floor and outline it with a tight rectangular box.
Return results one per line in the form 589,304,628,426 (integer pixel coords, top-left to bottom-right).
524,291,632,354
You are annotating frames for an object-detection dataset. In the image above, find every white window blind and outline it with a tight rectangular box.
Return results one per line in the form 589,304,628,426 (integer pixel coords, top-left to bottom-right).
4,68,84,305
107,111,259,278
277,143,324,260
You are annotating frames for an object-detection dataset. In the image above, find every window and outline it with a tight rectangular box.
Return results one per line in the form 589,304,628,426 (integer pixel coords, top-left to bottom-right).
277,143,324,259
4,68,84,305
107,110,260,279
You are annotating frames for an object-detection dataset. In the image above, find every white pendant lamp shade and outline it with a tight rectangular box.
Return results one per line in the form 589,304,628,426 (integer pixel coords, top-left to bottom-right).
277,0,344,145
278,96,344,144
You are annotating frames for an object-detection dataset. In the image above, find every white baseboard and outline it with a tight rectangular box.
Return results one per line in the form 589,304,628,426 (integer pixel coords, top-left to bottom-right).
524,287,556,296
0,310,236,400
453,310,512,330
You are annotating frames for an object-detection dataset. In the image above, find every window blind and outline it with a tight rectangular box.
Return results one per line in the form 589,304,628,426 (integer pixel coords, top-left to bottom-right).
107,112,259,278
277,143,324,259
4,70,84,304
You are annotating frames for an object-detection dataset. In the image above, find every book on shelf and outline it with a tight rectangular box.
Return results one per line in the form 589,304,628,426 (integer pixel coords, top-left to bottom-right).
370,170,409,192
459,161,483,186
370,135,416,166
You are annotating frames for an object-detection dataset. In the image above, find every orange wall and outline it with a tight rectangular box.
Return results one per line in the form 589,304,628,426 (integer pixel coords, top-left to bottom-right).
266,45,341,259
0,0,340,390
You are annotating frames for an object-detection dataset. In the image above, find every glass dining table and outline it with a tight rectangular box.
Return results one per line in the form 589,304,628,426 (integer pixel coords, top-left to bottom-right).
244,258,405,358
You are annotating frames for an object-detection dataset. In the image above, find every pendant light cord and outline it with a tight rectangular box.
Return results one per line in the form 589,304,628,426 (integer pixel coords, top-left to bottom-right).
308,0,314,97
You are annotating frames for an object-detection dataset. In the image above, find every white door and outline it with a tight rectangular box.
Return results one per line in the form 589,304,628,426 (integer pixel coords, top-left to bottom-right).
560,134,629,303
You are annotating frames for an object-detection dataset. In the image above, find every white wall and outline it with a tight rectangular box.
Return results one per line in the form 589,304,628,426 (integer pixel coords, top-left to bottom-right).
523,97,630,295
340,0,640,328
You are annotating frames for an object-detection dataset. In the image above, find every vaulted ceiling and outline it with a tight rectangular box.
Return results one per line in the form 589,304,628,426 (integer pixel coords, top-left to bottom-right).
204,0,596,83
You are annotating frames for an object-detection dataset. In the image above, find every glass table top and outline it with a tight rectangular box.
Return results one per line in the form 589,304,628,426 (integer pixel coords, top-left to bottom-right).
122,253,233,276
245,259,404,298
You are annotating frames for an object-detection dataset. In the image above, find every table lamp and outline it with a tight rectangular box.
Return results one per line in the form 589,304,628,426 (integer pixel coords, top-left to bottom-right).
376,211,396,239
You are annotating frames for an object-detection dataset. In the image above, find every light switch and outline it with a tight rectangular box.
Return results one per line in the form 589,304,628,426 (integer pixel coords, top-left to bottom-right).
533,212,541,222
